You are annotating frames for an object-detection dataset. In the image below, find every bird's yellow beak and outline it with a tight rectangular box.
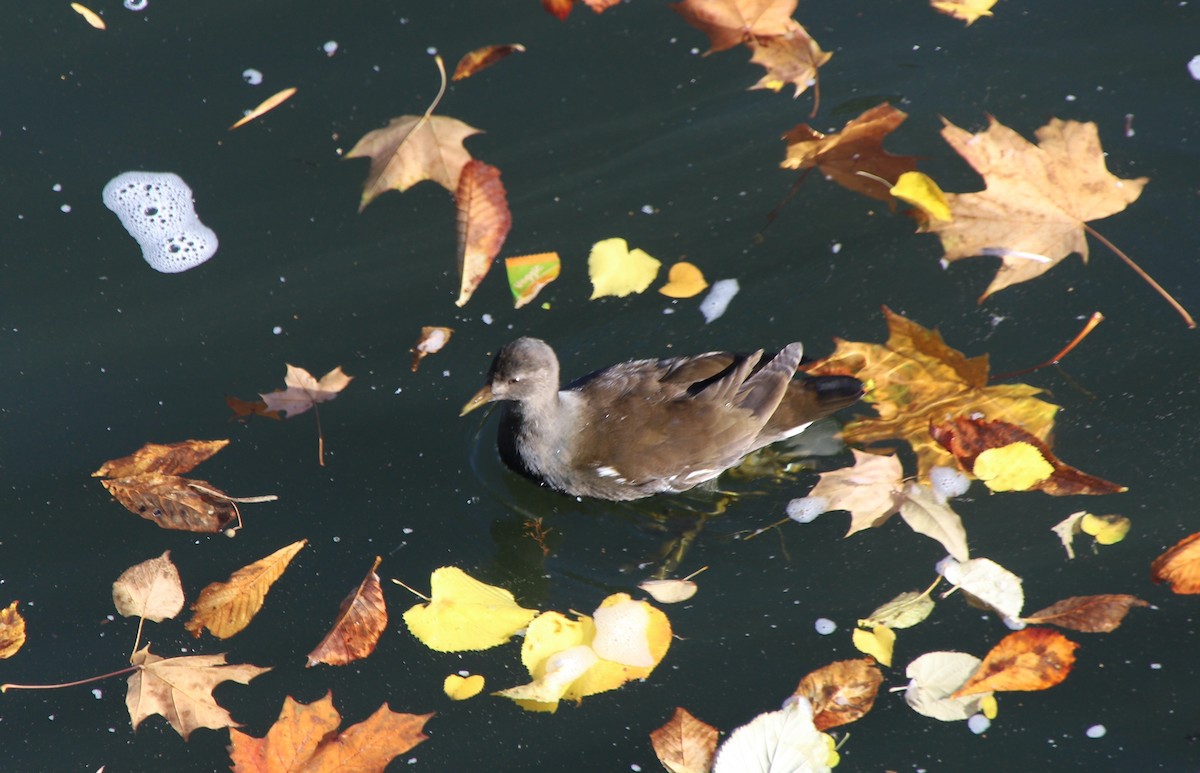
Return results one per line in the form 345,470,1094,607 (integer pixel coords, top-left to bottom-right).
459,385,495,417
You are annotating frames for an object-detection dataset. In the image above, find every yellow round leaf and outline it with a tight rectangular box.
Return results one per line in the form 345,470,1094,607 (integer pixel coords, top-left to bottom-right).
658,261,708,298
973,442,1054,492
402,567,537,652
1081,513,1131,545
588,238,661,299
981,694,999,719
443,673,485,700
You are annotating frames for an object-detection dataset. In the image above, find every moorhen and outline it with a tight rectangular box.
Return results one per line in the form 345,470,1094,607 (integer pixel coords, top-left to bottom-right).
461,337,862,501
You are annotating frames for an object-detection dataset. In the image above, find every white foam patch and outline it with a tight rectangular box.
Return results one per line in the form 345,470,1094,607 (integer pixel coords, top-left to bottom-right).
700,278,739,323
102,171,218,273
591,599,654,667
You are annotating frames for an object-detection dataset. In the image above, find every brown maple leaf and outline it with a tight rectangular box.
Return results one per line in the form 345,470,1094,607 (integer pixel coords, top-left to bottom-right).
542,0,620,20
923,116,1147,299
260,365,352,418
346,114,483,211
746,20,830,105
186,540,307,640
126,645,270,740
307,556,388,667
455,160,512,307
781,103,918,203
228,692,432,773
671,0,797,53
804,307,1059,479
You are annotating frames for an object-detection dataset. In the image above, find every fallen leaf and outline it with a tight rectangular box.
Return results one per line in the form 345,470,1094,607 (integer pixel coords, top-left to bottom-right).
1051,511,1088,560
746,20,830,102
639,578,698,604
452,44,526,80
260,365,353,418
671,0,798,54
402,567,537,652
100,473,240,533
307,556,388,667
94,439,230,478
0,601,27,659
228,691,431,772
443,674,486,700
71,3,105,29
226,396,281,421
658,262,709,299
805,307,1059,480
185,540,307,639
898,481,969,561
938,556,1024,621
930,416,1127,495
794,658,883,730
650,707,719,773
891,171,951,221
712,698,838,772
904,651,991,721
411,326,454,372
1081,513,1130,545
921,116,1147,299
541,0,620,19
806,449,903,535
230,87,297,130
953,627,1078,698
861,588,936,630
588,237,662,299
1151,531,1200,593
1023,594,1150,633
931,0,998,25
455,160,512,307
346,114,483,211
781,103,918,203
505,252,561,308
852,623,895,667
112,551,185,623
127,645,270,740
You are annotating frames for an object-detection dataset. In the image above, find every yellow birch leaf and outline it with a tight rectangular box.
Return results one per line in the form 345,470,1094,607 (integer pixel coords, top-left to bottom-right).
1081,513,1131,545
402,567,536,652
891,171,951,222
588,238,661,299
658,262,709,298
973,442,1054,492
443,673,486,700
0,601,27,659
852,623,895,667
184,540,307,639
71,3,105,29
230,87,298,130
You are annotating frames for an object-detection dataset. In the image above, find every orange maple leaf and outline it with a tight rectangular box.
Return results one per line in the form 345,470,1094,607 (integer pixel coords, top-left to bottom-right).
746,20,830,104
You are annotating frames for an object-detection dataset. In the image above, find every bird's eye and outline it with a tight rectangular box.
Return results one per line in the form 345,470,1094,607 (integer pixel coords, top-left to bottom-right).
510,376,521,384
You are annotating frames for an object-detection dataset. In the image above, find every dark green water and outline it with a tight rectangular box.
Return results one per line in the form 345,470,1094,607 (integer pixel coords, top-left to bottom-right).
3,1,1200,770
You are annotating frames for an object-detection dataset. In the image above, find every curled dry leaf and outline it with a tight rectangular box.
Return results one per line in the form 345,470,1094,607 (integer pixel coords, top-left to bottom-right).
1151,531,1200,594
781,103,916,202
127,645,270,740
794,658,883,731
455,160,512,307
930,416,1126,495
185,540,307,639
1023,594,1150,633
1051,510,1089,560
411,326,454,373
94,439,230,478
0,601,27,659
897,481,969,561
506,252,561,308
307,556,388,667
904,651,991,721
650,707,719,773
230,87,297,130
953,627,1078,698
112,551,185,623
228,691,431,773
452,44,526,80
100,474,239,533
346,114,482,210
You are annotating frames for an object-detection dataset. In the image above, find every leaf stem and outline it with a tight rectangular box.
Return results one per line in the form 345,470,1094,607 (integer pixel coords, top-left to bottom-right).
389,578,431,601
314,402,325,467
2,664,139,693
991,312,1105,381
1084,223,1195,328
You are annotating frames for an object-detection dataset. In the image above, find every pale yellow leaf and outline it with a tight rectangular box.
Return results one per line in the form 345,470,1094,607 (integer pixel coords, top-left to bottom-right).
588,238,661,299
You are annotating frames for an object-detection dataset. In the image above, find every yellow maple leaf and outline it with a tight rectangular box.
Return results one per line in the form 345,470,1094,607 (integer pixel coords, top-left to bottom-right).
402,567,536,652
588,238,661,299
973,441,1054,491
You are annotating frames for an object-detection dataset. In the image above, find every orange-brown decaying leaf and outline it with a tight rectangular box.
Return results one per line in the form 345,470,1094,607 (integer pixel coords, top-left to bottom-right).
228,692,432,773
804,307,1059,480
346,114,482,211
746,20,830,104
452,44,526,80
101,474,239,533
185,540,307,639
922,116,1148,299
455,160,512,307
126,645,270,740
781,103,918,203
670,0,798,53
93,439,230,478
1023,595,1150,633
1151,532,1200,594
226,396,281,421
649,707,719,773
307,556,388,667
411,326,454,372
930,417,1126,496
260,365,352,418
794,657,883,731
953,627,1078,698
0,601,27,659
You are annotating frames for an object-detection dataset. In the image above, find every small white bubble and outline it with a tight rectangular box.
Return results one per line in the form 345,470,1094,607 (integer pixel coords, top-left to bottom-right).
814,617,837,635
640,204,656,215
52,183,62,192
323,40,339,56
402,527,414,534
787,496,828,523
967,714,991,734
60,204,72,213
272,326,282,335
426,46,438,55
1086,724,1107,739
92,688,103,700
332,536,341,543
1150,662,1163,670
242,68,264,85
1189,54,1200,80
124,0,148,9
481,313,494,325
830,242,842,254
1065,94,1077,102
